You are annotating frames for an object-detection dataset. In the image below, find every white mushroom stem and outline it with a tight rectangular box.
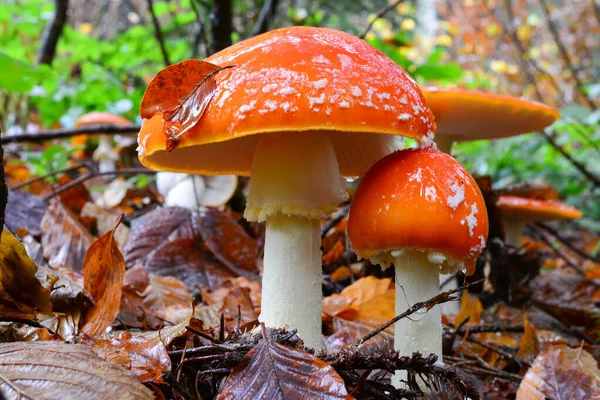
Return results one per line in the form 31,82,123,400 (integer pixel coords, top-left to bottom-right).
503,219,527,248
433,134,455,154
245,132,348,350
391,250,443,388
94,136,118,173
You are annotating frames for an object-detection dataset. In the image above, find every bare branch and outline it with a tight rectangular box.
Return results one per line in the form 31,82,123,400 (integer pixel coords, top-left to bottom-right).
1,125,140,144
251,0,279,37
360,0,407,39
146,0,171,66
210,0,233,54
37,0,69,65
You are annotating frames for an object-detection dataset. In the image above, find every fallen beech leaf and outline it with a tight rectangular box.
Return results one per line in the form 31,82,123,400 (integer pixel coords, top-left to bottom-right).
218,335,351,400
5,190,47,235
455,291,483,327
81,202,130,249
81,218,126,337
0,231,52,319
36,265,92,313
201,277,262,310
323,276,395,351
0,341,153,399
41,200,94,272
195,208,260,273
517,315,540,365
57,174,92,215
516,345,600,400
140,60,234,150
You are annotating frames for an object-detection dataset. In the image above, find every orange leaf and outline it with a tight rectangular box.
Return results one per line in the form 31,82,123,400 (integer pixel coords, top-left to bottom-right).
140,60,234,151
517,314,540,365
81,218,126,337
455,291,483,327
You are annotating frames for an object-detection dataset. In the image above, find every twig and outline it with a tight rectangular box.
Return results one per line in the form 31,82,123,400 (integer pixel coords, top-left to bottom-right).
455,324,524,334
321,204,350,237
251,0,279,37
538,0,596,109
541,132,600,189
445,356,522,382
10,163,94,191
530,227,585,275
359,0,407,39
145,0,171,66
1,125,140,144
353,279,485,347
534,223,600,263
37,0,69,65
466,335,527,368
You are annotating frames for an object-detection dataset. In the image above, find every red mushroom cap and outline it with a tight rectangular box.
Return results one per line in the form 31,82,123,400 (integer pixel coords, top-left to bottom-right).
347,147,488,275
138,26,435,176
74,112,132,127
421,87,559,140
497,195,583,222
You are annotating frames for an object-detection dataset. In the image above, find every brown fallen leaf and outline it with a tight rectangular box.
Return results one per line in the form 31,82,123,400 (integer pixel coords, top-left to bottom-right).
517,315,540,365
0,231,52,320
81,218,126,337
81,202,130,249
0,341,153,399
455,291,483,327
516,345,600,400
322,276,395,351
140,59,234,151
5,190,47,236
218,330,352,400
41,200,94,273
57,174,92,215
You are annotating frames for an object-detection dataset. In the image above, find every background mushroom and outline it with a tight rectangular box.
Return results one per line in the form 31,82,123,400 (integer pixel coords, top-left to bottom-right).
73,112,132,173
156,172,237,209
497,195,582,248
137,26,435,349
421,87,559,153
347,147,488,385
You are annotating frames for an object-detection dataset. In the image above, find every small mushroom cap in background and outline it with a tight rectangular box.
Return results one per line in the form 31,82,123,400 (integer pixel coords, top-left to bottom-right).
138,26,435,176
421,87,559,140
497,195,583,222
347,147,488,275
74,112,132,127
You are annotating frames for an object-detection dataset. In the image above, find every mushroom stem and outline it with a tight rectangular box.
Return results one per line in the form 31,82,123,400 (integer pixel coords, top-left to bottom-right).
503,219,527,248
260,215,323,349
94,136,117,173
391,250,442,388
245,132,348,350
433,134,455,154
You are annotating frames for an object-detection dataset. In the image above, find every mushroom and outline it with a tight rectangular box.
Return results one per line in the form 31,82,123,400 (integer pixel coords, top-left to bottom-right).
497,195,582,248
137,26,435,349
74,112,132,172
347,147,488,384
156,172,237,209
421,87,559,153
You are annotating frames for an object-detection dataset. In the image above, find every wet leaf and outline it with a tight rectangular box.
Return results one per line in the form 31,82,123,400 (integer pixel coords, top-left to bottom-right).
455,291,483,327
516,346,600,400
323,276,395,351
517,315,540,365
5,190,47,235
140,60,234,151
81,202,130,249
41,201,94,273
81,219,126,337
36,265,92,313
0,231,52,319
57,174,92,215
0,341,154,399
195,208,260,274
218,335,351,400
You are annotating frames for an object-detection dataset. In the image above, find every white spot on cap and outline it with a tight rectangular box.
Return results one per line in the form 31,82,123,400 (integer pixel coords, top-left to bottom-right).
339,100,351,108
399,95,408,104
461,203,479,237
338,54,352,69
377,92,391,101
351,86,362,97
397,113,411,121
447,181,465,210
312,55,330,64
312,78,328,90
425,186,438,202
308,93,326,109
278,86,296,96
280,102,291,112
408,168,423,183
239,100,257,113
262,83,278,93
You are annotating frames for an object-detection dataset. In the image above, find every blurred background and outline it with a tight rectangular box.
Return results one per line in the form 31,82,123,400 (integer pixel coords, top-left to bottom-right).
1,0,599,221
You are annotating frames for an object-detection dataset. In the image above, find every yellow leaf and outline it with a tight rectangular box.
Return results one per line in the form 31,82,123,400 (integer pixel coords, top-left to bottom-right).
0,231,52,319
517,315,540,364
455,291,483,327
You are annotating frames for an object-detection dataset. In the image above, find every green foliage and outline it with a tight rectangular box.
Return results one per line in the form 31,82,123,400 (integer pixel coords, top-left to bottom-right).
20,145,77,176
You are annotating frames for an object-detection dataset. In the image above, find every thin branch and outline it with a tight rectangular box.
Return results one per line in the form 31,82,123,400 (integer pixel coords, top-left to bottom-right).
538,0,596,109
37,0,69,65
354,279,485,347
534,222,600,263
10,163,94,191
0,131,7,241
454,324,524,334
541,131,600,189
360,0,407,39
146,0,171,66
251,0,279,37
1,125,140,144
321,203,350,237
210,0,233,54
466,335,527,368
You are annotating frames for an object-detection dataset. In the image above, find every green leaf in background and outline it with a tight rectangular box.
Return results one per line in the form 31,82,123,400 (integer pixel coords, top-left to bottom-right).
414,63,463,82
0,53,41,93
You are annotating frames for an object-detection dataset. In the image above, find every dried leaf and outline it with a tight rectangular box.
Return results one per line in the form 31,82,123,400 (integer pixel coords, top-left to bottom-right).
5,190,47,235
0,231,52,319
0,341,153,399
455,291,483,327
81,202,129,249
41,201,94,273
516,346,600,400
195,208,260,273
517,315,540,365
81,219,126,337
57,174,92,215
218,336,351,400
140,60,233,150
36,265,92,313
323,277,395,351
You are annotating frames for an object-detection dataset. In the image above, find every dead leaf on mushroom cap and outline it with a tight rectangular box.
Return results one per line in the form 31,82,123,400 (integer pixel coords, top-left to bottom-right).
0,231,52,320
0,341,154,400
516,345,600,399
218,336,352,400
140,59,234,151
